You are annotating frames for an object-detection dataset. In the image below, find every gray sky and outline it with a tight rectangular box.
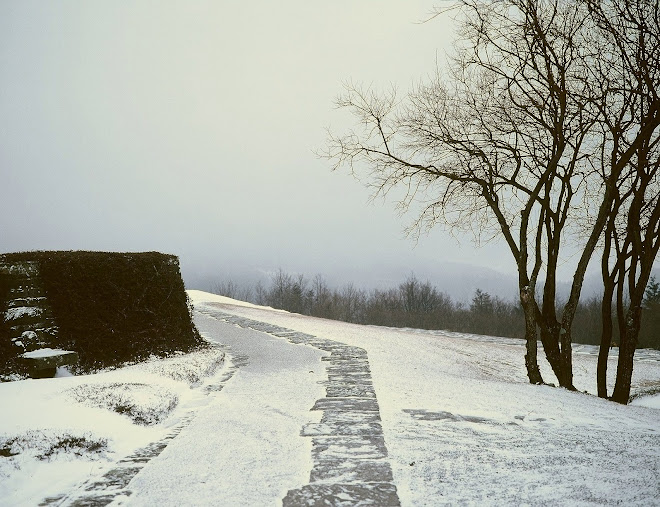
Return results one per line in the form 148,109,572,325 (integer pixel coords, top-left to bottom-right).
1,1,546,299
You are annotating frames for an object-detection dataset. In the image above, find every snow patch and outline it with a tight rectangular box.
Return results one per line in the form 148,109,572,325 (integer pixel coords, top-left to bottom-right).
187,289,287,312
631,393,660,409
21,348,72,359
0,345,227,505
4,306,43,321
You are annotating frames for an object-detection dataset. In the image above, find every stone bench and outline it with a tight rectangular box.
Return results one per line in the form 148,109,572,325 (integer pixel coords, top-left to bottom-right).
21,348,79,378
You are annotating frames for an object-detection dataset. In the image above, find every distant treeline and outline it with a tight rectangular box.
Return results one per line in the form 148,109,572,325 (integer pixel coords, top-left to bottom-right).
211,270,660,350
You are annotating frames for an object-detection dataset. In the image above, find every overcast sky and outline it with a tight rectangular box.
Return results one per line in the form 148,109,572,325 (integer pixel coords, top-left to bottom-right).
1,1,559,299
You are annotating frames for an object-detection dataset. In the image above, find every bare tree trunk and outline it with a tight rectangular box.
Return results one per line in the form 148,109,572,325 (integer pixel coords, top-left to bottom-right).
597,208,619,398
521,287,543,384
558,326,575,390
611,253,653,404
611,310,641,404
539,236,566,385
538,332,561,380
524,318,544,384
538,325,562,384
597,282,614,398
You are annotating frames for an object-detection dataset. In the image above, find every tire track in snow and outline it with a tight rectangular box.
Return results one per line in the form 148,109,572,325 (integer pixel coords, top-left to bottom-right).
198,305,401,507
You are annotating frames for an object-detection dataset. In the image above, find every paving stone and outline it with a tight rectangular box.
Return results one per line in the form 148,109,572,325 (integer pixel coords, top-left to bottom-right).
119,455,151,464
326,372,373,382
283,483,401,507
318,345,368,356
325,384,376,398
83,466,143,491
332,345,368,355
301,421,383,437
321,410,382,425
310,458,394,483
321,354,370,362
138,440,168,457
325,365,371,376
292,333,318,340
306,339,337,349
271,331,298,337
325,369,372,378
319,375,374,387
312,435,388,460
286,334,315,344
312,397,380,412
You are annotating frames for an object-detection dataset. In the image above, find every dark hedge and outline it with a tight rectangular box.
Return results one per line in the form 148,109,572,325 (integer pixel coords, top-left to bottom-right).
0,251,204,376
0,270,19,377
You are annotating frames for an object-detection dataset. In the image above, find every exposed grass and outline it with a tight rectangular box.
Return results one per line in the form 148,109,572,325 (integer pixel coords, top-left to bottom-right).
67,382,179,426
135,346,226,387
0,344,227,492
0,430,108,462
628,380,660,401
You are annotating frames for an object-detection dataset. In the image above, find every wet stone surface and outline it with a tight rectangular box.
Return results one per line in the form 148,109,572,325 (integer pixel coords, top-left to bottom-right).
312,435,389,460
324,384,376,399
282,483,401,507
312,397,381,412
83,466,144,491
310,458,395,483
321,410,383,425
201,306,401,507
301,421,383,437
327,374,373,384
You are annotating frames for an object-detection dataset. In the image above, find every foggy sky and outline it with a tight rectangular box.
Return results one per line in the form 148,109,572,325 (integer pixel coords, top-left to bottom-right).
1,1,577,300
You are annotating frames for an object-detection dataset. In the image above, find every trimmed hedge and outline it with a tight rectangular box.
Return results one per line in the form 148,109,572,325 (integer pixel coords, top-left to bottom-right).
0,251,204,377
0,273,15,377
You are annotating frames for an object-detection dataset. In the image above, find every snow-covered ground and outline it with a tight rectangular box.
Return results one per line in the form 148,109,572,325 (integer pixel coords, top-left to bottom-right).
1,289,659,506
0,346,228,505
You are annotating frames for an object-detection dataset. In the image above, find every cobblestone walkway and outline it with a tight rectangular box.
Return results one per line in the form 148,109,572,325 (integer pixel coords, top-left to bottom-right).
43,306,400,506
199,306,401,507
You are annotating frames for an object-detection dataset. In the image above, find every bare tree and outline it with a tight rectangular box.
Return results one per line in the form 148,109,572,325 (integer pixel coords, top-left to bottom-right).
268,269,292,310
212,280,238,299
584,0,660,403
254,280,267,306
211,279,253,302
337,283,366,323
399,274,454,328
266,269,309,314
310,273,334,318
327,0,602,388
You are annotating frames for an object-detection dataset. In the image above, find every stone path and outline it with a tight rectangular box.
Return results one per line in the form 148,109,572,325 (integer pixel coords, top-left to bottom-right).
42,305,400,506
198,305,401,506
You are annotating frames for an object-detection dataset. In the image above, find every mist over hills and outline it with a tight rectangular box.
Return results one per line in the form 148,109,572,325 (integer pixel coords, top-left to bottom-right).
181,259,608,304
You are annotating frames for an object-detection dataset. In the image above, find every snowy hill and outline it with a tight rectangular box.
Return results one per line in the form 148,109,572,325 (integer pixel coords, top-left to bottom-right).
1,290,659,505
